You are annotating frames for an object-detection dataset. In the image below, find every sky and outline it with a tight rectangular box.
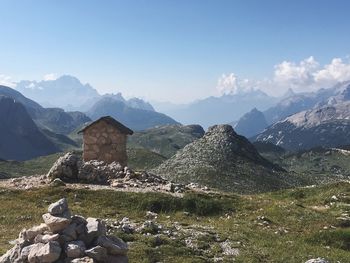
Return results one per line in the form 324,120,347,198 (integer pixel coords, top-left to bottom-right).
1,0,350,103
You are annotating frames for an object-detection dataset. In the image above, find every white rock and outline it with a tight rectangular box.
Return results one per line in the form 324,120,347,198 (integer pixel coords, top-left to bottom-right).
34,234,60,244
22,223,49,241
65,240,86,258
42,213,71,233
85,246,107,262
86,218,106,244
28,241,61,263
305,258,330,263
70,256,95,263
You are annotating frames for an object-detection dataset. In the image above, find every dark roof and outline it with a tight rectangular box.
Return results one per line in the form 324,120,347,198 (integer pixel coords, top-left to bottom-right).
78,116,133,135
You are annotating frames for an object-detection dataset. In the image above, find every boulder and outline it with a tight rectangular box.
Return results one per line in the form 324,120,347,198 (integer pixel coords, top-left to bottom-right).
47,152,80,181
86,218,106,244
27,241,61,263
48,198,70,217
34,234,60,244
21,223,49,241
85,246,108,262
42,213,71,233
97,236,128,256
65,241,86,258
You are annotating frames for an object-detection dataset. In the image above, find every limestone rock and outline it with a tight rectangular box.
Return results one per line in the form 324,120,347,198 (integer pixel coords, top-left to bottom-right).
47,152,80,181
70,256,96,263
28,241,61,263
65,241,86,258
1,198,128,263
34,234,60,244
48,198,70,217
42,213,71,233
22,223,49,241
50,178,66,187
86,218,106,244
85,246,108,262
305,258,330,263
97,236,128,256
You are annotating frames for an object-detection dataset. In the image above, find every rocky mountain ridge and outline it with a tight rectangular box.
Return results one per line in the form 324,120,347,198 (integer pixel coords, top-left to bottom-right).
255,101,350,151
0,96,59,161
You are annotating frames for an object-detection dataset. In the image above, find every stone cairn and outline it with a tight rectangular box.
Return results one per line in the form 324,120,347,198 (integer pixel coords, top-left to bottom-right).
0,198,128,263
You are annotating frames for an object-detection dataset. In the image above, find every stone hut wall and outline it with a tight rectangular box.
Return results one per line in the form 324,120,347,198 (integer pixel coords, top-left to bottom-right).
82,120,128,166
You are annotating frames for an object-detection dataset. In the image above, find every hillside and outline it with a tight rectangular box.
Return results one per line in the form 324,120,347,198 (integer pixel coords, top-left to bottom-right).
0,182,349,262
258,146,350,184
153,125,299,193
128,124,205,158
255,101,350,151
0,96,59,160
87,97,179,131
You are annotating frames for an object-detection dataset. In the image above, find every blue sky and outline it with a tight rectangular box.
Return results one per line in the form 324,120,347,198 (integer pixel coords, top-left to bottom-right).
1,0,350,102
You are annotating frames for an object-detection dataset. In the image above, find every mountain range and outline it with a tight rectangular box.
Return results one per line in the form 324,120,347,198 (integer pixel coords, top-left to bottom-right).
0,96,58,160
154,90,278,129
254,101,350,151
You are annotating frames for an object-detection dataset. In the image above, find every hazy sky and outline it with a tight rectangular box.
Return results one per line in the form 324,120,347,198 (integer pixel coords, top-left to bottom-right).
1,0,350,102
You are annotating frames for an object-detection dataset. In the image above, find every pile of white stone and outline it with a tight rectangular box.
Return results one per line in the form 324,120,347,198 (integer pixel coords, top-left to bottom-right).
0,198,128,263
47,152,168,186
46,152,197,194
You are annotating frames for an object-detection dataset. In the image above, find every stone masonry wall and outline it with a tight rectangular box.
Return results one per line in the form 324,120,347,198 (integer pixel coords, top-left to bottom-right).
83,121,128,166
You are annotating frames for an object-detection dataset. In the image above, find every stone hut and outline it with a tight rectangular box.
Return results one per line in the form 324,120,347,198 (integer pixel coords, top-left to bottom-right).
78,116,133,166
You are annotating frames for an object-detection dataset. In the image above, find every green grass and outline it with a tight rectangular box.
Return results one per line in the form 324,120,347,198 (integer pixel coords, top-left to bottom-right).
127,147,167,170
1,182,349,262
0,153,63,178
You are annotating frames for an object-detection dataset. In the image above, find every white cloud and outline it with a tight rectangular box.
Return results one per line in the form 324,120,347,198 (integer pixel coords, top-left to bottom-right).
0,74,16,88
217,56,350,96
314,58,350,85
43,73,57,81
217,73,255,95
273,56,319,87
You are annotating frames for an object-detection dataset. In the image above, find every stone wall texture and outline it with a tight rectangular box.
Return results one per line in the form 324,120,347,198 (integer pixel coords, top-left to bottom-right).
82,121,128,166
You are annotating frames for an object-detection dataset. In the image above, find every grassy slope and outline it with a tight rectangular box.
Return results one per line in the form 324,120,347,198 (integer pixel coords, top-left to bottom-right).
128,124,204,158
0,153,63,177
0,182,349,262
260,148,350,184
0,147,167,177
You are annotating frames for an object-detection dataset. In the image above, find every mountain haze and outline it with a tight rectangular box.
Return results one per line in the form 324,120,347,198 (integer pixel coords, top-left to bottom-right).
87,97,179,131
0,96,59,160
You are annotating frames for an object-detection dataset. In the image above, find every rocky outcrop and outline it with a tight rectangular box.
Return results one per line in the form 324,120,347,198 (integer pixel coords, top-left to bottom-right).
0,198,128,263
46,152,205,194
153,125,299,193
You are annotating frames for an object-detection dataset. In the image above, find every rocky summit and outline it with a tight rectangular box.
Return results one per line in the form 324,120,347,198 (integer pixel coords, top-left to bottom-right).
153,125,299,193
0,198,128,263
